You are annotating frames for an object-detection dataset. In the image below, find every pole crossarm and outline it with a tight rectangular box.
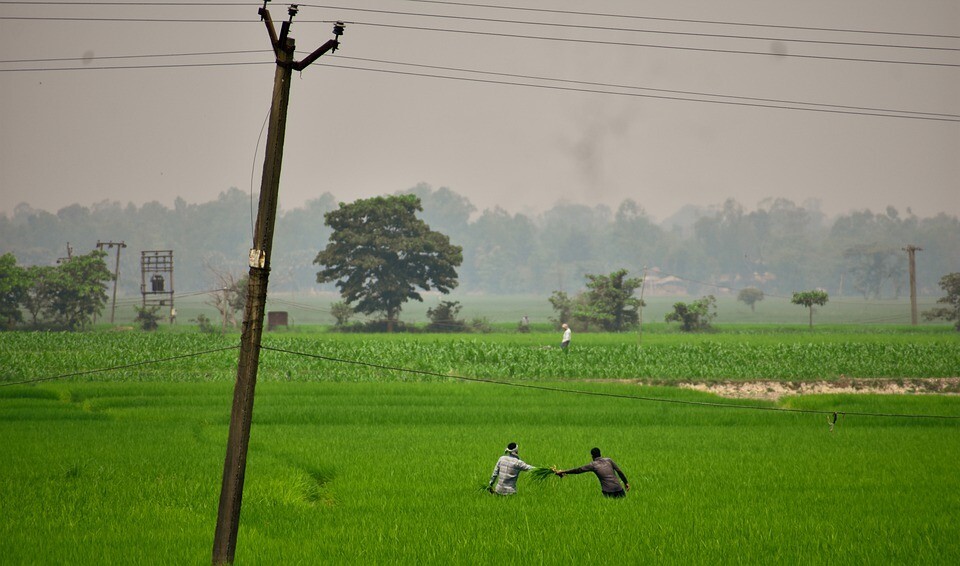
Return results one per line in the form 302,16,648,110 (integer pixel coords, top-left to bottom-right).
259,6,343,70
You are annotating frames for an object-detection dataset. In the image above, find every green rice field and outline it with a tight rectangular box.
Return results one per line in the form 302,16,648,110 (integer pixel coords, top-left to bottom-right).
1,329,959,563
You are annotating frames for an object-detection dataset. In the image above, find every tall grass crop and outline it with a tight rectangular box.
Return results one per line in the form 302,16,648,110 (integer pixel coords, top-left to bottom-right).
2,330,957,384
1,381,958,563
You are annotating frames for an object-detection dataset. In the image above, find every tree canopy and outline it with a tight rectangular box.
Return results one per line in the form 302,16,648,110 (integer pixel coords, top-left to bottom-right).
923,273,960,331
791,290,829,328
314,194,462,330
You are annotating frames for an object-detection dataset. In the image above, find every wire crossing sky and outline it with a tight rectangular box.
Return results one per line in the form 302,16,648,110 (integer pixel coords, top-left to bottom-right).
0,0,957,222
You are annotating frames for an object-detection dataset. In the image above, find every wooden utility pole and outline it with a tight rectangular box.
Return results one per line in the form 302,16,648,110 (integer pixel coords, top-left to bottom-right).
903,245,923,325
637,266,647,345
212,4,343,564
96,240,126,324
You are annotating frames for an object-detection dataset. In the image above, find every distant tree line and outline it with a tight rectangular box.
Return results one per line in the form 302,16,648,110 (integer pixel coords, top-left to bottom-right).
1,184,957,300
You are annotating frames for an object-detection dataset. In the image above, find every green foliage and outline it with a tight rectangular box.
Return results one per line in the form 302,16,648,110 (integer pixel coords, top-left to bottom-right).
191,313,217,334
46,251,113,330
573,269,644,332
314,194,463,331
549,269,643,332
426,300,466,332
547,290,575,329
665,295,717,332
469,316,493,334
20,264,57,326
329,301,354,327
1,381,958,563
737,287,764,312
792,290,829,328
3,329,960,383
133,304,162,331
0,253,27,328
923,272,960,331
2,192,959,299
0,252,113,331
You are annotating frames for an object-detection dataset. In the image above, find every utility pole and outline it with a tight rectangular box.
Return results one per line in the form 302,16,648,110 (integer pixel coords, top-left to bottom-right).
56,242,73,264
637,266,647,345
221,288,229,335
903,245,923,325
96,240,126,324
212,4,343,564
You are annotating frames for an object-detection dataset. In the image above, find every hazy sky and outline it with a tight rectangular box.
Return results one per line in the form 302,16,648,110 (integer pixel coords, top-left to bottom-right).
1,0,958,223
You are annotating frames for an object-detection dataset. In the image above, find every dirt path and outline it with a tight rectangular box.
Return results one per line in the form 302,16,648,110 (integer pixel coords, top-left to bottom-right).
673,377,960,401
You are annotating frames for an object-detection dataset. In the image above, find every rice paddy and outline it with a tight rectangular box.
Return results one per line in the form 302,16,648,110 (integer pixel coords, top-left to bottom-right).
1,329,958,564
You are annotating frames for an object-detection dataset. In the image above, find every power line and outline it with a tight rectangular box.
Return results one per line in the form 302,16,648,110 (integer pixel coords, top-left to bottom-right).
329,54,960,119
7,51,953,122
299,3,960,52
7,47,952,119
0,60,271,71
3,13,956,66
351,21,960,68
0,1,252,4
0,15,254,22
0,345,237,387
4,0,957,44
0,49,270,64
318,62,960,122
258,345,960,421
396,0,960,41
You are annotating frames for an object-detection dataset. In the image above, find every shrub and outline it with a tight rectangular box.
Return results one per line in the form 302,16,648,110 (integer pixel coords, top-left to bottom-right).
665,295,717,332
134,305,162,331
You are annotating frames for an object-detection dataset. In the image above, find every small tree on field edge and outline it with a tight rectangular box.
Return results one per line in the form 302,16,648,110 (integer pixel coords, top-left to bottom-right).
665,295,717,332
792,290,829,328
330,301,354,327
426,300,467,332
737,287,764,312
923,273,960,331
134,305,162,331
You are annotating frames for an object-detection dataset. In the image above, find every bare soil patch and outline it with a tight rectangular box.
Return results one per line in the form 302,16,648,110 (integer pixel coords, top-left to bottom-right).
673,377,960,401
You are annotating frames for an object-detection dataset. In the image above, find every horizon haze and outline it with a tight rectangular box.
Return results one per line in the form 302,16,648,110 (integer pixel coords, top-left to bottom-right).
1,1,958,223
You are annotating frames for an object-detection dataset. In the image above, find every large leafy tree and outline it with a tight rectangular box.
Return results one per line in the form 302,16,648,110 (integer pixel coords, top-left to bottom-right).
48,250,113,330
314,195,462,331
574,269,644,332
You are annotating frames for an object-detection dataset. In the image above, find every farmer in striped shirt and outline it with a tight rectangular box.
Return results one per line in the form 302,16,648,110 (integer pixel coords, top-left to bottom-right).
487,442,535,495
556,447,630,498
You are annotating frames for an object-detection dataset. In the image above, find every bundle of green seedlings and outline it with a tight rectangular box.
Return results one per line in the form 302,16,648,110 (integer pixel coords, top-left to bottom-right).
530,467,560,482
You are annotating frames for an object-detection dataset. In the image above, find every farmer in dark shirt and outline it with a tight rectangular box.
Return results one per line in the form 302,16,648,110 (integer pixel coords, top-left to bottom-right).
556,447,630,498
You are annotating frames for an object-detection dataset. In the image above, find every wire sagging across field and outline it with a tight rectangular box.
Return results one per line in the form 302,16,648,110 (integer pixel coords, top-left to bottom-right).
0,345,238,388
257,344,960,421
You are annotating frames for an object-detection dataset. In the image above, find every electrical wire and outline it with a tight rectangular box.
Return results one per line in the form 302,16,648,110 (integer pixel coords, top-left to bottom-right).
257,345,960,421
6,0,957,42
298,3,960,52
0,49,269,64
0,60,272,71
7,48,954,120
396,0,960,40
350,21,960,68
0,345,238,387
328,54,960,120
0,1,252,5
318,62,960,122
7,52,953,122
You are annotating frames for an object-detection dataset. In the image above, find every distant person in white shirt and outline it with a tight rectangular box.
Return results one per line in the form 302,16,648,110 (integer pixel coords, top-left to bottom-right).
560,323,571,350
